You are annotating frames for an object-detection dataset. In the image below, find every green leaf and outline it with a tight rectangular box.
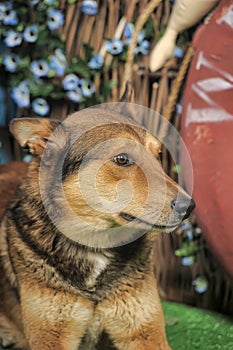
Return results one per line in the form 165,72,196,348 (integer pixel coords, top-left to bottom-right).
0,27,8,36
30,83,55,97
9,76,24,88
175,242,198,257
119,50,127,62
82,43,94,61
172,165,182,174
16,23,24,32
19,57,31,69
17,7,29,15
143,17,155,39
37,31,50,46
46,0,60,6
47,70,56,78
50,92,65,99
67,58,92,78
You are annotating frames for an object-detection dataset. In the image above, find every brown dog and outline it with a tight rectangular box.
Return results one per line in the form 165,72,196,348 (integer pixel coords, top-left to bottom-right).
0,86,195,350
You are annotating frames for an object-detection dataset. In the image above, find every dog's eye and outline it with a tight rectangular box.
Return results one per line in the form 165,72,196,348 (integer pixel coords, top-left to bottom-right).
112,153,134,167
158,151,163,163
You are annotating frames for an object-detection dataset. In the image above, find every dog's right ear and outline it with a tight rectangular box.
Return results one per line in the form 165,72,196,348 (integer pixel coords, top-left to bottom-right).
10,118,61,157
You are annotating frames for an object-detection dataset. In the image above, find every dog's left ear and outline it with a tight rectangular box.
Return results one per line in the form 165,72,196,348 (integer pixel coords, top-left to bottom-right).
10,118,61,157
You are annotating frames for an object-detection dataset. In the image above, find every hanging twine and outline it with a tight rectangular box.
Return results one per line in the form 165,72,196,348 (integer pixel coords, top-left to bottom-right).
123,0,163,90
156,45,194,142
123,0,194,140
163,46,194,121
123,0,194,112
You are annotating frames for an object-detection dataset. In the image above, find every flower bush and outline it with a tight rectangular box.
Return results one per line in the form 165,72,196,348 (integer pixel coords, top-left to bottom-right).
0,1,157,117
0,0,110,116
0,1,151,118
176,220,209,294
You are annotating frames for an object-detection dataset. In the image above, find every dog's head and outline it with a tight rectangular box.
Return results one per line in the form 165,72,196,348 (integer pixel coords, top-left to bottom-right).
10,85,195,248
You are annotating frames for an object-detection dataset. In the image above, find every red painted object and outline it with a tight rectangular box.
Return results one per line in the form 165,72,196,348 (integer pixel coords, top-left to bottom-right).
181,0,233,276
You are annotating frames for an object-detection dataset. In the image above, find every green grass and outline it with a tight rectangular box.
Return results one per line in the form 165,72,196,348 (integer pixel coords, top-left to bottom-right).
163,301,233,350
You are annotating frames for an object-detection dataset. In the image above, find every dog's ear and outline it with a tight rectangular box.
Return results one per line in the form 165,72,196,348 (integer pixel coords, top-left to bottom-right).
10,118,61,157
120,81,135,103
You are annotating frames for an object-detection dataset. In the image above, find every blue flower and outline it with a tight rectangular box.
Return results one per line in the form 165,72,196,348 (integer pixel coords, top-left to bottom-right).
176,102,183,115
186,229,194,240
195,227,202,235
137,30,146,43
11,82,30,108
134,40,149,55
3,53,20,72
3,10,18,25
23,154,32,163
80,79,95,97
181,256,195,267
81,1,98,15
30,60,50,77
179,222,192,232
47,9,64,31
124,26,149,53
66,87,82,103
124,23,134,39
124,25,146,46
30,0,39,5
88,54,104,69
124,23,134,44
0,4,7,21
0,2,12,21
62,74,80,91
193,276,208,294
174,46,184,58
23,25,38,43
32,98,50,116
49,49,67,76
4,30,22,47
106,39,123,55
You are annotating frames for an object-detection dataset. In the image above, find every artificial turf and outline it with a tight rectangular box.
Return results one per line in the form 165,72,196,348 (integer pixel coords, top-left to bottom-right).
163,301,233,350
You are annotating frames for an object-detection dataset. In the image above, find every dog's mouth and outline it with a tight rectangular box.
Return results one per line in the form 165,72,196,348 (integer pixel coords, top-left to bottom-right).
120,212,178,231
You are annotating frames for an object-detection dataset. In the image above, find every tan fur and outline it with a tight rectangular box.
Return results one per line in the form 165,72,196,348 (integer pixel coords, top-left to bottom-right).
0,85,195,349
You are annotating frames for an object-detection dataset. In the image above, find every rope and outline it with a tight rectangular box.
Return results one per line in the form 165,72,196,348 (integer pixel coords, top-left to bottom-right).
123,0,162,87
123,0,194,140
163,46,194,121
158,46,194,142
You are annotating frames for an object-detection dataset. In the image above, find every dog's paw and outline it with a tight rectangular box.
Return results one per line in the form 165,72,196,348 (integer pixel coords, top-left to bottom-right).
0,333,16,349
0,317,26,350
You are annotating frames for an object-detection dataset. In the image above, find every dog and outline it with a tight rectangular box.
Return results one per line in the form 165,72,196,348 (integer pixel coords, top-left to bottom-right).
0,84,195,350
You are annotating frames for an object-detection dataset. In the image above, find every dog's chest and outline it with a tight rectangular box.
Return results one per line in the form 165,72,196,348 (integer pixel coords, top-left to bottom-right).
84,252,110,289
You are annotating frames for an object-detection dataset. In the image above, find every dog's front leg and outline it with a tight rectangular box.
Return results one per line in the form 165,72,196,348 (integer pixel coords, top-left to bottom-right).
101,276,171,350
109,323,171,350
20,283,93,350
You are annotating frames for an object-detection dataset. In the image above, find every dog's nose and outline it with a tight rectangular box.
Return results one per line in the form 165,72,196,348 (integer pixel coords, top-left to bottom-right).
171,198,195,220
